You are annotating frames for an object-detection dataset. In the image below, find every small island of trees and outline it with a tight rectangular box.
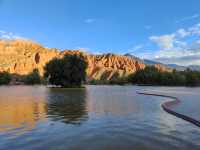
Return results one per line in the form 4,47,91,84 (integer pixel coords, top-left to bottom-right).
44,54,88,88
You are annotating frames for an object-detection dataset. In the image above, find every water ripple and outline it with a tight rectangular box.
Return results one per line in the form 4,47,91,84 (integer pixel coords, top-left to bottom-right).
0,85,199,150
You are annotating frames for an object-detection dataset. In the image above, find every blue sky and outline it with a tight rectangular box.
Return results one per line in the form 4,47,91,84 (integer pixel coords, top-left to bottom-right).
0,0,200,65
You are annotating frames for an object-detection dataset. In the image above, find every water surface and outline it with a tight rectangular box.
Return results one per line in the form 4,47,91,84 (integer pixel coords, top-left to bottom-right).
0,85,199,150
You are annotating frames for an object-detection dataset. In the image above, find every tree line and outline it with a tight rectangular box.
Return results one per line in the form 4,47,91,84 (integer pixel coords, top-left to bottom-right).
0,69,42,85
1,54,200,87
128,66,200,86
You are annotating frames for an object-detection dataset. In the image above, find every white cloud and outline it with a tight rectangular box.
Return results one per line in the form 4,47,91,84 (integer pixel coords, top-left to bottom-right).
75,47,90,52
134,51,155,59
150,34,175,50
75,46,102,55
176,28,190,38
133,45,143,50
155,55,200,66
0,30,25,40
188,23,200,35
131,44,143,51
154,49,191,59
150,39,200,65
84,18,97,24
127,44,145,55
150,23,200,50
187,40,200,52
0,30,6,34
176,13,200,23
174,40,187,48
146,23,200,65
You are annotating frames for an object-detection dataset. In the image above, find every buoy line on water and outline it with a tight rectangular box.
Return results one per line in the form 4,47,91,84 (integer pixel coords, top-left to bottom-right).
137,91,200,128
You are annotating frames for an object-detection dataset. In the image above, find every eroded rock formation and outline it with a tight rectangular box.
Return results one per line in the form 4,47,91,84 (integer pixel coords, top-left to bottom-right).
0,39,170,81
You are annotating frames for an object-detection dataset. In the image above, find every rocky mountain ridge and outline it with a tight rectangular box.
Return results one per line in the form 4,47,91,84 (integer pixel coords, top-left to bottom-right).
0,39,170,81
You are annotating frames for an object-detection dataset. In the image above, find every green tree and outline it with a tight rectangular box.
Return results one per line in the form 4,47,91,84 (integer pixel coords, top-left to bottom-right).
44,54,88,88
129,66,200,86
184,69,200,86
129,66,160,85
0,71,12,85
24,69,41,85
171,70,186,86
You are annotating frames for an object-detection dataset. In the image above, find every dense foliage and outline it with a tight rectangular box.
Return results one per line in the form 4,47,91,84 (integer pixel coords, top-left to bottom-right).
24,69,41,85
0,71,12,85
44,54,88,88
129,66,200,86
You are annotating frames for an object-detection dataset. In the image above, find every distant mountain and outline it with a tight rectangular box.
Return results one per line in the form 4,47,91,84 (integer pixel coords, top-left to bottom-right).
125,53,200,71
167,64,186,71
166,64,200,71
124,53,144,63
187,65,200,71
125,54,171,72
125,53,169,67
145,61,200,71
143,59,163,65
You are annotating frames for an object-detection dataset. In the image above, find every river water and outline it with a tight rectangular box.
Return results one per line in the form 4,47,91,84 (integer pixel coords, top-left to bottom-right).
0,85,199,150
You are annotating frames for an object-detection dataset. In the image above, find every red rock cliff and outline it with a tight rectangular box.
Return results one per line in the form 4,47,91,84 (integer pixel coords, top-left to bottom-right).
0,40,169,81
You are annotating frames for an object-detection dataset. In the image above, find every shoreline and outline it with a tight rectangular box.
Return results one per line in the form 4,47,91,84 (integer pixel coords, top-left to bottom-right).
137,91,200,128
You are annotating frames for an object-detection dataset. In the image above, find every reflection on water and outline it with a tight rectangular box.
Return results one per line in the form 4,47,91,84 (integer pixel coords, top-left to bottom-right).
0,99,46,133
86,86,140,116
46,88,88,124
0,86,88,134
0,85,199,150
0,86,47,133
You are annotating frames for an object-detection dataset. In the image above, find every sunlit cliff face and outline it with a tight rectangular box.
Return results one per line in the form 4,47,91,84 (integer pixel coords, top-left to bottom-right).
0,40,171,81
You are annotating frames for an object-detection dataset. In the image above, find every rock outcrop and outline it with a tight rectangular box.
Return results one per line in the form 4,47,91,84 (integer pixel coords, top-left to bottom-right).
0,39,170,81
86,53,145,80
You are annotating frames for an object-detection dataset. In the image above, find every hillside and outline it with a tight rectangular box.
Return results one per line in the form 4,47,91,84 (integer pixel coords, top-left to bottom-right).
0,40,170,81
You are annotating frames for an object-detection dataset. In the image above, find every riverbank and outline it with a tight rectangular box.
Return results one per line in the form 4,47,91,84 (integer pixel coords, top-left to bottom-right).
137,91,200,127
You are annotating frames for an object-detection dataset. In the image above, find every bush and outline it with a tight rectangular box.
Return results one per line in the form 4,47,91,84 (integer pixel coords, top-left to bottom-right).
44,54,88,88
24,69,41,85
0,72,12,85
